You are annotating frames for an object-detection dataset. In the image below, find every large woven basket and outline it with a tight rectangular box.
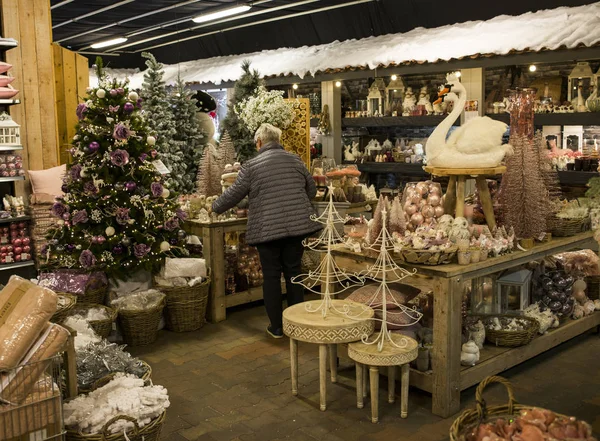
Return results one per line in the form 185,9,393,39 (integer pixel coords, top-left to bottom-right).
395,246,458,266
450,376,569,441
77,286,107,305
80,360,152,395
549,215,590,237
115,296,165,346
157,276,210,333
51,292,77,323
585,275,600,300
472,314,539,347
69,304,117,338
66,411,165,441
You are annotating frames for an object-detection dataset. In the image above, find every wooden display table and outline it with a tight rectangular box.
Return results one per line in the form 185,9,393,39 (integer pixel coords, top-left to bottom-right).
331,231,599,417
185,219,263,323
349,335,418,422
423,166,506,230
283,299,375,411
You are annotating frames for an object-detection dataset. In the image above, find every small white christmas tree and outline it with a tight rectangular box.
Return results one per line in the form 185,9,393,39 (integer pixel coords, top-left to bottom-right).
360,208,422,351
219,131,237,170
292,185,365,317
141,52,187,193
196,144,223,197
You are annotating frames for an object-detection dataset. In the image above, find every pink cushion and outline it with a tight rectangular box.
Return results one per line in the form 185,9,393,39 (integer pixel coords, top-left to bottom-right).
28,164,65,197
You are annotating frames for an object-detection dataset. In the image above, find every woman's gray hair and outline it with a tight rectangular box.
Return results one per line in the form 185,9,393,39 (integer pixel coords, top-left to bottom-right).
254,123,282,144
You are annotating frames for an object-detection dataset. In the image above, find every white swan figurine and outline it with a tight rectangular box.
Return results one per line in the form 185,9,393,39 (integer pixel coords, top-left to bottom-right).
426,73,513,168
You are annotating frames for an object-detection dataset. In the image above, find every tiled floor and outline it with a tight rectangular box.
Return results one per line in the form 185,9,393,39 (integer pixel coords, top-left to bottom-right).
129,302,600,441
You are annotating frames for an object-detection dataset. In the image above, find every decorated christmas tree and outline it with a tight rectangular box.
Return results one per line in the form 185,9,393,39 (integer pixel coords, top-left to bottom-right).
221,61,263,162
44,59,187,280
141,52,187,192
170,76,205,194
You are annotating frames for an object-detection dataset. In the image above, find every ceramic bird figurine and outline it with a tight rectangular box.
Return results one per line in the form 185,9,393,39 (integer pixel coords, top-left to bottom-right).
460,341,480,366
449,216,470,243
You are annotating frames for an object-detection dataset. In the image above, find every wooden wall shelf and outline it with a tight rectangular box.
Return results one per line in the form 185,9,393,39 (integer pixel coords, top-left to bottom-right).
342,115,459,128
487,112,600,126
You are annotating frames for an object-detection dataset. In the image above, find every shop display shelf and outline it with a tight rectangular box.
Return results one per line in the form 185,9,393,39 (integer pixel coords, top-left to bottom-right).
487,112,600,126
0,215,30,225
0,144,23,151
0,99,21,106
0,176,24,183
558,170,599,186
356,162,428,175
0,40,18,49
409,313,600,394
342,115,460,128
0,260,34,272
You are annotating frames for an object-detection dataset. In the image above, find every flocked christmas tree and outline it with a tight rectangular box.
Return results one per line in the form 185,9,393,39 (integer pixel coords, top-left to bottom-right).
170,76,206,194
141,52,187,192
221,61,263,162
44,59,187,280
219,131,237,170
196,144,223,197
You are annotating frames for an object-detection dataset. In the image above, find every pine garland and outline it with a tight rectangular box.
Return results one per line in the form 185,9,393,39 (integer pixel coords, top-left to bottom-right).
140,52,187,192
221,61,264,162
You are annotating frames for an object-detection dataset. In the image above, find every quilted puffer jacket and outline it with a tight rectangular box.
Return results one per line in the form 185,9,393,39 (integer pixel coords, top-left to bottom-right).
212,142,321,245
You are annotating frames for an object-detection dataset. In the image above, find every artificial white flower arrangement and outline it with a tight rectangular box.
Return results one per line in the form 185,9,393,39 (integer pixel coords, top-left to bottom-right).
235,86,295,133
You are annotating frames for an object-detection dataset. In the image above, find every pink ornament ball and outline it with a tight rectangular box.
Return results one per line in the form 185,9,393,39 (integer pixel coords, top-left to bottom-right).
434,205,445,217
2,228,7,233
0,246,6,253
62,213,70,220
410,194,421,204
22,237,30,246
91,236,99,244
0,253,5,259
14,247,22,254
423,217,434,225
427,194,441,207
97,236,106,244
410,212,424,226
415,182,429,196
428,185,441,196
12,238,22,247
9,223,17,230
422,204,435,218
405,204,418,215
418,199,427,208
14,254,21,262
6,245,12,252
23,245,30,253
18,222,26,229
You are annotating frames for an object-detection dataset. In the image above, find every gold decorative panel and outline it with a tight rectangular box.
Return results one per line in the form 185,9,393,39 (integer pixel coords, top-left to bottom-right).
282,98,310,168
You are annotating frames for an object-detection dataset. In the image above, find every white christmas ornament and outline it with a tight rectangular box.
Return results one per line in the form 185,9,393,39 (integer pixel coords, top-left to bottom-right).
73,135,80,141
161,188,170,198
128,91,139,101
160,241,170,252
147,136,156,146
96,89,106,99
106,117,114,124
105,226,115,236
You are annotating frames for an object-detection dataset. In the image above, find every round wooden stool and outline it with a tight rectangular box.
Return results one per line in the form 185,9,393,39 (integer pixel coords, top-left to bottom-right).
348,334,418,423
423,166,506,230
283,300,374,411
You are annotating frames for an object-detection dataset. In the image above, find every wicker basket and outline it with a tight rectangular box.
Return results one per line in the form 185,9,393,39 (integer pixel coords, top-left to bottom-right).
51,292,77,323
77,285,107,305
69,304,117,338
114,295,165,346
585,275,600,300
157,276,210,333
80,360,152,395
66,411,165,441
450,376,569,441
395,246,458,266
549,215,590,237
473,314,539,347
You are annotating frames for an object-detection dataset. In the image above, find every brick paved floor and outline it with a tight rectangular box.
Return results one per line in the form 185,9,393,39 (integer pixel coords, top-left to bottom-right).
129,302,600,441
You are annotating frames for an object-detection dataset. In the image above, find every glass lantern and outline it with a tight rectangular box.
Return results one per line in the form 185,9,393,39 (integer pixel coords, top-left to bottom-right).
367,78,386,117
471,276,499,314
0,112,20,146
568,62,594,102
496,269,532,313
386,76,406,116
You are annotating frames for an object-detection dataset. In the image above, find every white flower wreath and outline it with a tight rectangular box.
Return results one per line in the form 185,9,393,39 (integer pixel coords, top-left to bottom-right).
235,86,295,133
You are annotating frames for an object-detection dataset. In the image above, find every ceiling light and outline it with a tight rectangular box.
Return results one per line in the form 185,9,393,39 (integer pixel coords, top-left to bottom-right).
193,4,252,24
529,64,537,72
391,75,398,81
90,37,127,49
292,84,298,90
335,81,342,88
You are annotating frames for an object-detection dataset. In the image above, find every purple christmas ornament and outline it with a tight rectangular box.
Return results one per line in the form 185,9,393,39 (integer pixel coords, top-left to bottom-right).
113,245,124,255
89,142,100,153
125,181,137,192
96,236,106,245
91,236,99,244
123,102,135,113
66,244,75,253
116,87,125,95
61,184,69,193
62,212,70,221
110,89,118,96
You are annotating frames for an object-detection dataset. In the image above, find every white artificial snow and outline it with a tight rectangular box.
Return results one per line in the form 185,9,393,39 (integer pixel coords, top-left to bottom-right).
92,3,600,87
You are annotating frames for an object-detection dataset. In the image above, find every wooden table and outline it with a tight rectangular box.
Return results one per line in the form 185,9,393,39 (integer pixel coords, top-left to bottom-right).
332,231,599,417
283,299,375,411
185,219,267,323
348,335,418,423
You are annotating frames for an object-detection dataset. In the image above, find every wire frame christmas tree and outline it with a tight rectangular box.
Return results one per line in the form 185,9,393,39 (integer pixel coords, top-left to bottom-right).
359,208,422,351
291,185,365,317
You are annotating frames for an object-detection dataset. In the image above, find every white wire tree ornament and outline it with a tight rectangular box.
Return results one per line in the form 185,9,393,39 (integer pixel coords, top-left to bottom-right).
359,207,422,351
291,185,365,317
